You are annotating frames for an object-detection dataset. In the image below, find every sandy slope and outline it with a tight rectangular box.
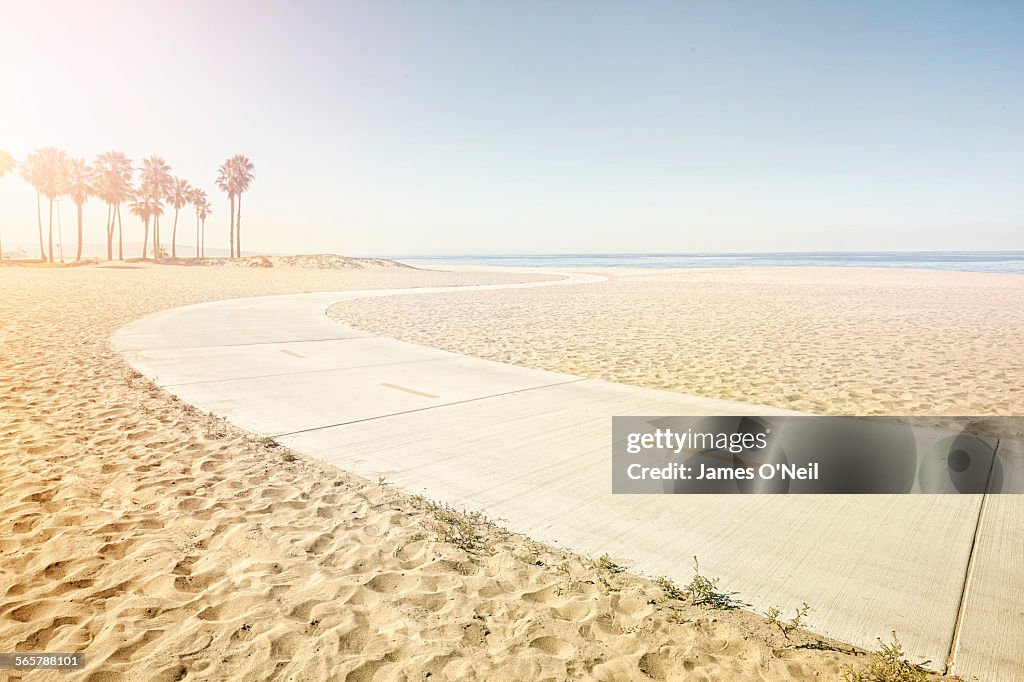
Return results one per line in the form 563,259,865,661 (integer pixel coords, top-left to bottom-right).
0,262,949,681
333,266,1024,439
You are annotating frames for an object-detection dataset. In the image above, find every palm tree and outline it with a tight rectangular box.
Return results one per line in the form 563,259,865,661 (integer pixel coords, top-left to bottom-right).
37,148,68,263
92,156,112,258
130,194,162,259
0,150,15,261
92,151,133,260
216,160,235,258
20,149,48,260
188,187,206,258
167,177,191,259
112,158,133,261
229,155,254,257
63,158,93,263
130,195,150,258
199,198,212,257
140,156,172,259
186,187,199,258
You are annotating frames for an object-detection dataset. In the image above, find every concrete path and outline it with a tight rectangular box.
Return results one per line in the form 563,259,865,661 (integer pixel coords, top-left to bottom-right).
113,271,1021,680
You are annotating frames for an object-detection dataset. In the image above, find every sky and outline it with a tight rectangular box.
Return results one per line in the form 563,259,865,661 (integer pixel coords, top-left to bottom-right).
0,0,1022,256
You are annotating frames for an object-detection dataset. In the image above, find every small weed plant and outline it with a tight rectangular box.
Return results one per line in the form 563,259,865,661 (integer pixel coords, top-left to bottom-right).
684,556,733,609
765,602,810,639
655,575,687,601
841,632,929,682
598,554,624,573
426,501,489,552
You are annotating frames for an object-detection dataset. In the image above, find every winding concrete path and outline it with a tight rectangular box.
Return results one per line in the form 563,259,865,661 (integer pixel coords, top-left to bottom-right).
113,271,1021,680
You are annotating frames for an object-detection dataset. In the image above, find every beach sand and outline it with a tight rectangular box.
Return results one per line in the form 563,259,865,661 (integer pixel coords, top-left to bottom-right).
0,261,936,682
334,266,1024,439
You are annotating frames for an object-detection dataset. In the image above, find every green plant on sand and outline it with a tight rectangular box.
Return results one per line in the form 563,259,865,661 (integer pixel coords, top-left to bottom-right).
765,602,811,639
841,632,930,682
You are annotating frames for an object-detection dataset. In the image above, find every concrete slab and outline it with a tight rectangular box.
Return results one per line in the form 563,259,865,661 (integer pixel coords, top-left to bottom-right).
113,303,370,350
950,440,1024,682
122,337,462,386
167,353,582,435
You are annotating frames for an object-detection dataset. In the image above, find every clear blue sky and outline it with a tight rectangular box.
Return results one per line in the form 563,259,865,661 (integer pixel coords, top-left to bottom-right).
1,0,1022,255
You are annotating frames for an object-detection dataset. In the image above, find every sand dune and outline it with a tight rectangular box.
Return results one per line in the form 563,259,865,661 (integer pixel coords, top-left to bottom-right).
0,262,953,681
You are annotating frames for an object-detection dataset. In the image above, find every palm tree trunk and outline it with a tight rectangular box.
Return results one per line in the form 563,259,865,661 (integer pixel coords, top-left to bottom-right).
172,209,179,259
36,192,45,261
57,201,64,263
153,215,159,260
229,193,235,258
142,217,150,259
236,193,242,257
117,204,124,261
201,218,206,257
106,204,113,260
47,197,54,263
195,212,200,258
76,202,83,262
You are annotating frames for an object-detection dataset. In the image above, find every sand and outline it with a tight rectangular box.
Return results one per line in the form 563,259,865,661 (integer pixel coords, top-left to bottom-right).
0,261,955,681
333,266,1024,439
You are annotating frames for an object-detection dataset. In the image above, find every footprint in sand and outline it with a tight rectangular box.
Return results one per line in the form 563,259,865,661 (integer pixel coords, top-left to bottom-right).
16,615,80,650
287,599,329,621
106,629,165,663
529,635,574,657
335,618,370,655
173,571,219,594
269,631,302,661
7,600,75,623
43,560,74,580
363,572,409,595
520,583,561,605
98,539,138,560
51,578,96,596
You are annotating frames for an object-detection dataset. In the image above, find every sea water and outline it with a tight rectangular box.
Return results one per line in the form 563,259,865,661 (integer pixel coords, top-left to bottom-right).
396,252,1024,275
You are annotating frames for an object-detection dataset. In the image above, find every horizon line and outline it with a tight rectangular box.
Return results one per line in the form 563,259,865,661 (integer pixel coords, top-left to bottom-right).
388,249,1024,258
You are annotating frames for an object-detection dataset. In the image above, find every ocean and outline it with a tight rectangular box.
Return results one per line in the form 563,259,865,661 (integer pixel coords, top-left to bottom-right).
396,252,1024,275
